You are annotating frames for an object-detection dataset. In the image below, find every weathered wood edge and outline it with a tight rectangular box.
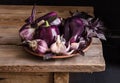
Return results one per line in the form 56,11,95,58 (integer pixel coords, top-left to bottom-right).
0,64,105,73
54,72,69,83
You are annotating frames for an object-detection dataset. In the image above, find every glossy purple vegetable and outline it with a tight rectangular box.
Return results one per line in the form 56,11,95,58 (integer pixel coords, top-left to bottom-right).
19,24,36,41
19,5,37,41
69,18,84,43
34,21,60,47
63,17,84,43
35,12,58,24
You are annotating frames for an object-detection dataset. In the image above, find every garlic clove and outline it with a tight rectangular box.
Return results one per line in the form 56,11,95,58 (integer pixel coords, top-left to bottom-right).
65,50,74,55
50,35,74,55
66,42,70,52
50,42,60,54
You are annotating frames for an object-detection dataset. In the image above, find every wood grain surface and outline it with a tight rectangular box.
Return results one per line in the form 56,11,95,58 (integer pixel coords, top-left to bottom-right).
0,72,53,83
0,5,105,73
0,5,93,26
0,38,105,72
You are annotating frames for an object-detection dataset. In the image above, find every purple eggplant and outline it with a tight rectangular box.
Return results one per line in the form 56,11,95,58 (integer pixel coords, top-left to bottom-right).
63,18,71,42
34,21,60,47
19,5,37,41
63,17,84,43
35,12,58,25
19,24,36,41
69,18,84,43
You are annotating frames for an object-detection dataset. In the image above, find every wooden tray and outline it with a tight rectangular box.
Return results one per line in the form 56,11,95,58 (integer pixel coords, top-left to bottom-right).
23,38,92,59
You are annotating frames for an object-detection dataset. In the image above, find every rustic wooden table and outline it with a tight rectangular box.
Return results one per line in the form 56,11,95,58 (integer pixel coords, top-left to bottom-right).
0,5,105,83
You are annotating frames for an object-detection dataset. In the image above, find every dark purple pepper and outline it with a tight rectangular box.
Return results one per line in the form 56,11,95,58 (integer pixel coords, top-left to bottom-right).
25,5,36,24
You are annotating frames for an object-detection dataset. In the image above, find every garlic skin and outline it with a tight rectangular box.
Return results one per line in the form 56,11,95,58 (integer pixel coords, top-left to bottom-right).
70,42,80,50
70,37,86,50
50,35,74,54
28,39,49,54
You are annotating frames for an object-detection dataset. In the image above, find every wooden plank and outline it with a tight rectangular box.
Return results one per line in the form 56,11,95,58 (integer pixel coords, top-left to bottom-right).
0,5,93,26
0,38,105,72
0,26,21,45
0,72,53,83
54,72,69,83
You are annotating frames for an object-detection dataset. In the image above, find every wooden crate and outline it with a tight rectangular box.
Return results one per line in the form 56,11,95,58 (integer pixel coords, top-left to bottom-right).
0,5,105,83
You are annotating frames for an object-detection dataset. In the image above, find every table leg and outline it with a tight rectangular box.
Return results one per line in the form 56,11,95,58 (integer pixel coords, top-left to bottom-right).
54,72,69,83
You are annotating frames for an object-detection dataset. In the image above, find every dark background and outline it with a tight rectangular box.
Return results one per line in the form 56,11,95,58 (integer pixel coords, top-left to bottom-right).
0,0,120,83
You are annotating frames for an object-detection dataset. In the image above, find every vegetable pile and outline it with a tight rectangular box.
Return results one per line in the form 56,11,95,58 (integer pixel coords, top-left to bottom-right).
19,6,106,59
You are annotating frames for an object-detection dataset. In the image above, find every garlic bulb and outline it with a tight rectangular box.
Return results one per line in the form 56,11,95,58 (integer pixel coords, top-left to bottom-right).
50,35,74,54
27,39,49,54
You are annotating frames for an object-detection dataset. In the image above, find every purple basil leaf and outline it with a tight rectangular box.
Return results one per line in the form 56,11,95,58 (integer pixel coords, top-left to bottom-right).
96,33,106,40
43,53,54,60
86,28,95,37
25,5,36,24
81,18,89,26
